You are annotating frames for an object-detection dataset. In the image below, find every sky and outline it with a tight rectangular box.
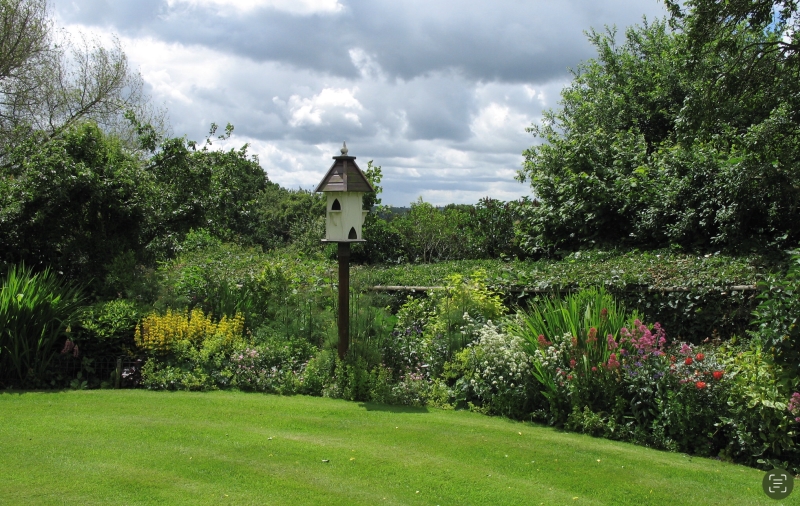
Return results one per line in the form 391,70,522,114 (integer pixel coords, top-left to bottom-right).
51,0,668,206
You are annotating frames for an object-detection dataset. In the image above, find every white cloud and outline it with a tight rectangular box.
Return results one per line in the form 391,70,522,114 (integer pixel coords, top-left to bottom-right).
286,87,363,127
349,48,385,80
166,0,343,15
470,103,530,147
48,0,670,206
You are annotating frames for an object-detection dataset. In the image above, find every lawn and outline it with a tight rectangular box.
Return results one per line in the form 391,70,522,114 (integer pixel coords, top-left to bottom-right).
0,390,789,505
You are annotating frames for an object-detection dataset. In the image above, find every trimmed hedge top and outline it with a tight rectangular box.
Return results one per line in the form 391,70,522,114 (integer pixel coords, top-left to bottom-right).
361,249,774,292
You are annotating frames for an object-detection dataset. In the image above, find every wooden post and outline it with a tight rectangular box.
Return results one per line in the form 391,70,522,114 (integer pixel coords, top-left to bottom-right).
337,242,350,360
115,357,122,389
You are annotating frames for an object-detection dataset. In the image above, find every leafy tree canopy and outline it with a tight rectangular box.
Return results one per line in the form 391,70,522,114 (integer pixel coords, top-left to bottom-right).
518,7,800,256
0,0,166,154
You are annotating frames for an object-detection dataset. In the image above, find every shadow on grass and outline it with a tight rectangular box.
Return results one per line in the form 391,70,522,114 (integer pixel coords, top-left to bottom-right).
358,402,429,414
0,388,78,395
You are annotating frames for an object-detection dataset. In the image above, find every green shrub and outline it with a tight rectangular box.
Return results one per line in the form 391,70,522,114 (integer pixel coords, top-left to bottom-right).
444,321,539,418
750,252,800,378
140,360,215,391
0,264,84,386
365,250,769,343
298,349,336,397
255,253,336,346
75,299,142,358
156,234,269,329
717,339,799,472
423,270,506,373
228,329,316,394
515,286,636,351
134,308,245,357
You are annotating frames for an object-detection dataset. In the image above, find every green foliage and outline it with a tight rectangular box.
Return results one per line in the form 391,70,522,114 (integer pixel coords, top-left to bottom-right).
0,123,152,288
353,161,406,264
717,339,799,471
255,253,336,346
518,16,800,253
391,198,468,262
444,321,539,418
143,124,269,257
0,264,84,386
463,197,529,260
249,183,326,252
665,0,799,130
423,270,506,373
750,252,800,377
227,331,316,394
367,251,769,342
75,299,142,358
155,232,273,329
514,288,646,425
515,286,635,352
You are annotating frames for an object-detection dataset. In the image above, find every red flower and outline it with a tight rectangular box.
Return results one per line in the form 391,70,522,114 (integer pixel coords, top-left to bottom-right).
567,374,574,380
591,366,598,372
670,355,676,363
684,357,693,365
695,381,707,389
695,353,705,362
712,371,724,381
569,359,577,368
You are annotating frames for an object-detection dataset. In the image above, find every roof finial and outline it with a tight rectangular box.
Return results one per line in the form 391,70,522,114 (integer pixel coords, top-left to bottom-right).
341,141,348,155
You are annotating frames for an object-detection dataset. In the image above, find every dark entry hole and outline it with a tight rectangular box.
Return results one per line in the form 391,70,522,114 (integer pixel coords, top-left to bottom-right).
332,199,341,211
348,227,357,239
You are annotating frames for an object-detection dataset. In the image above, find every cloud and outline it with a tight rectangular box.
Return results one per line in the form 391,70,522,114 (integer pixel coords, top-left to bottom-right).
54,0,669,82
166,0,343,16
283,87,363,128
49,0,669,205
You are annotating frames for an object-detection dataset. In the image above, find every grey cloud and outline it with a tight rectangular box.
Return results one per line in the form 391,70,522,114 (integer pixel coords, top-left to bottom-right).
53,0,668,84
48,0,667,205
54,0,164,30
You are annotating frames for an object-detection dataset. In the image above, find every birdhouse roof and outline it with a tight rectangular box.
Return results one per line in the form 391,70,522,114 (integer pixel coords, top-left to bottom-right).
314,145,375,193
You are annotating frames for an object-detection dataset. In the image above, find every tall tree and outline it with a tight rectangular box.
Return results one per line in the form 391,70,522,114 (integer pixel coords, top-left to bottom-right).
518,16,800,255
0,0,165,154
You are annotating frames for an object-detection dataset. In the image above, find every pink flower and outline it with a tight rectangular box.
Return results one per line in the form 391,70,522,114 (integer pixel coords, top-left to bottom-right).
591,366,598,372
569,359,576,369
607,353,620,370
679,343,692,356
61,339,74,354
606,334,618,350
788,393,800,416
